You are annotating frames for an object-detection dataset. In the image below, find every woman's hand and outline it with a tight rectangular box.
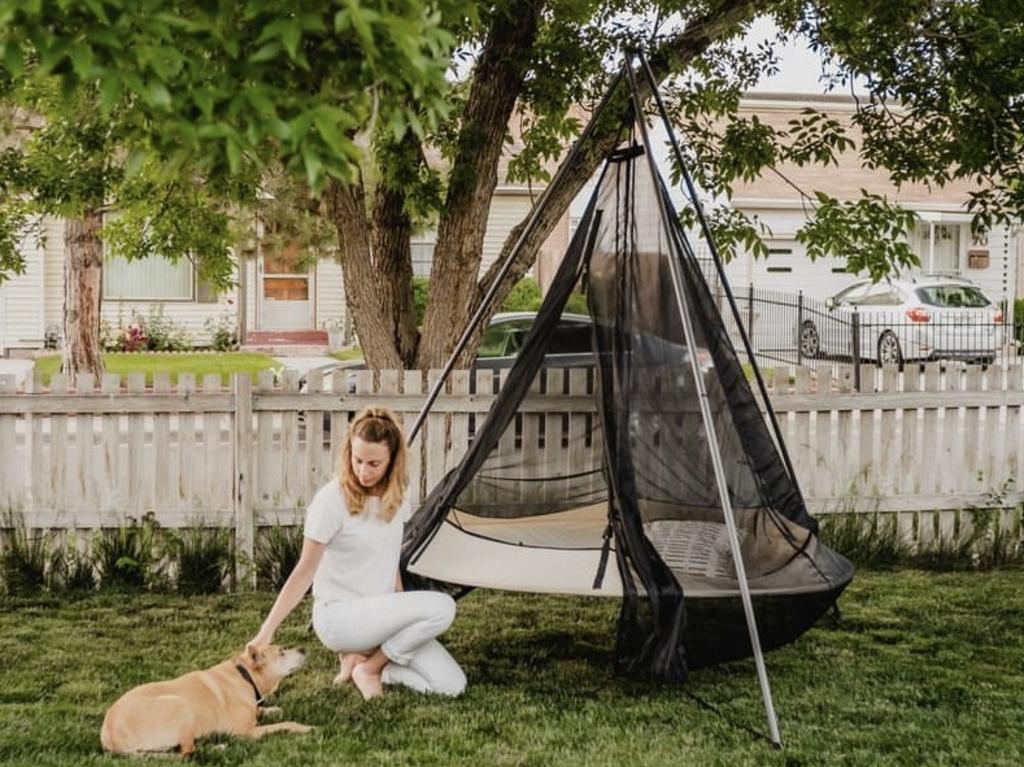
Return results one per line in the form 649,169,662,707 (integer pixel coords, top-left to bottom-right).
248,626,275,650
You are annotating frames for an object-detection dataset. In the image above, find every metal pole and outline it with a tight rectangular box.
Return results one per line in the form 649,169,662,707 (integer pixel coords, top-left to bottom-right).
625,57,783,748
852,310,861,391
796,291,804,367
406,69,626,445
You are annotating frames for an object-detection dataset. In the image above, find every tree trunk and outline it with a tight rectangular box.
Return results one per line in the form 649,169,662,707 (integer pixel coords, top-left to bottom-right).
62,209,105,386
416,0,545,369
326,178,405,369
336,0,758,371
450,0,760,364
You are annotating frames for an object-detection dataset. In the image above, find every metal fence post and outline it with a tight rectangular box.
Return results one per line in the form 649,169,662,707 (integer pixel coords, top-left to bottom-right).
747,284,755,338
796,290,804,367
852,309,861,392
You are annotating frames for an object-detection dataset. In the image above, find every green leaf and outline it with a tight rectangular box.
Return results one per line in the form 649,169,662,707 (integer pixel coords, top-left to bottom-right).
147,81,172,109
313,110,345,155
249,41,281,64
302,145,323,189
69,45,94,79
99,73,122,114
123,149,147,180
226,139,242,174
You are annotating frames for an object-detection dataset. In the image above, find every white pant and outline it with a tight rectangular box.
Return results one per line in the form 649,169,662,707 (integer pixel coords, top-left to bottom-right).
312,590,466,696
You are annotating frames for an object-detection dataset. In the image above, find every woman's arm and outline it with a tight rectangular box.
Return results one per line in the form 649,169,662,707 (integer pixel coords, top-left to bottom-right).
395,570,403,592
249,537,326,647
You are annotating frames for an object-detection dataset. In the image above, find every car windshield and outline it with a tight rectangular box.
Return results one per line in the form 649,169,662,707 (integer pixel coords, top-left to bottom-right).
914,285,991,308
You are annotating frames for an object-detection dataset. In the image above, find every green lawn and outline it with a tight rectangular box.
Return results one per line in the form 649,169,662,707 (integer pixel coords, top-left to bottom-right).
34,353,281,386
1,570,1021,766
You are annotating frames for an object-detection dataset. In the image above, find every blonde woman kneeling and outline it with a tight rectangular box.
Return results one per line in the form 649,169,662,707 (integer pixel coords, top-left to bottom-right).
249,407,465,699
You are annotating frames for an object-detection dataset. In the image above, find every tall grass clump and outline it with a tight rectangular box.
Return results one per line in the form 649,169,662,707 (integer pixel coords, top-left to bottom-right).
820,512,910,568
0,514,50,595
255,525,303,590
47,534,96,593
93,517,165,591
167,525,235,594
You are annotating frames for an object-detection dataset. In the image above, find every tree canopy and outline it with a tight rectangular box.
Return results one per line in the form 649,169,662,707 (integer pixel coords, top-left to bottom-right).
2,0,1023,371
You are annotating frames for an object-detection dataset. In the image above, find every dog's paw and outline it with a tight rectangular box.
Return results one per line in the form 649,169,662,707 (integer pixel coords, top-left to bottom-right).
291,724,314,735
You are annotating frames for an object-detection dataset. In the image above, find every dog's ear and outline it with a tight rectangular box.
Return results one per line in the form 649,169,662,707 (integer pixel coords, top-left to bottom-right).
247,644,265,667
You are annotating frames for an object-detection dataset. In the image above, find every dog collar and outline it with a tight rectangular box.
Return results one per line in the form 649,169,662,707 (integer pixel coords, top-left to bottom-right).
235,663,266,707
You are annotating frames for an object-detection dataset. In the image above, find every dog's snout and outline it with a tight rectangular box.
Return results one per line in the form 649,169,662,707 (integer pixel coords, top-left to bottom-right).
296,647,307,656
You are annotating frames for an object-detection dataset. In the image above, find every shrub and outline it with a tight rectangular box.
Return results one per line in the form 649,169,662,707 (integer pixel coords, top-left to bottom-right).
0,517,49,595
412,276,430,325
93,517,165,591
255,525,303,590
820,512,910,568
105,308,193,352
47,533,97,593
142,307,192,351
499,277,588,315
204,312,239,351
167,526,235,595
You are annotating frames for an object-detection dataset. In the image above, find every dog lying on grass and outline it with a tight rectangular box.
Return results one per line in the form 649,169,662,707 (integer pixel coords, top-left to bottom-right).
100,644,312,756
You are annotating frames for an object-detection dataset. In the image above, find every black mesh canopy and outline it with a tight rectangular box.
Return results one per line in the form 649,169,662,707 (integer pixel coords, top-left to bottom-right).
403,108,854,683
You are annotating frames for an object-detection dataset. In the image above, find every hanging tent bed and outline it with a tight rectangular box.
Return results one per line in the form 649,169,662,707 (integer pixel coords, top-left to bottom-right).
401,52,854,744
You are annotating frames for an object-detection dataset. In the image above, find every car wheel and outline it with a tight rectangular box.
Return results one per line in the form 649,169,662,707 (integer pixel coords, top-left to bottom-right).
799,321,821,359
877,331,903,367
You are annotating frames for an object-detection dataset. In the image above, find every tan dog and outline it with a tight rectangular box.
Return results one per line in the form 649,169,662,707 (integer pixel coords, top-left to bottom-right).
100,644,312,756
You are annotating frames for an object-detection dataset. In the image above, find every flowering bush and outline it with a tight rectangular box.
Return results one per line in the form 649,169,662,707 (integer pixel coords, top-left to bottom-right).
117,322,149,352
104,308,193,352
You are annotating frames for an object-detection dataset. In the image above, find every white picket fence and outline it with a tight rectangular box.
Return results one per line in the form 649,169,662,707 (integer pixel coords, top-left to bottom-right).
1,362,1022,565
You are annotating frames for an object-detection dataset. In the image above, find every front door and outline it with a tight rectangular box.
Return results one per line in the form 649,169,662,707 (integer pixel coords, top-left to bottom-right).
259,244,313,329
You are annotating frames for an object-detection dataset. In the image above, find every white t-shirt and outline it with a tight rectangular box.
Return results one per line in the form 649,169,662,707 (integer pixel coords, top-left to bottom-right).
303,478,412,604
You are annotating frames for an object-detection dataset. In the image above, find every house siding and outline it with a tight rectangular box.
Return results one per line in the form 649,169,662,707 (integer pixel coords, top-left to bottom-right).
1,220,47,351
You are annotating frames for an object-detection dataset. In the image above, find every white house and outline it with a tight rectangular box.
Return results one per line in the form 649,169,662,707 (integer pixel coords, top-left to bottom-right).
720,92,1020,305
0,150,570,356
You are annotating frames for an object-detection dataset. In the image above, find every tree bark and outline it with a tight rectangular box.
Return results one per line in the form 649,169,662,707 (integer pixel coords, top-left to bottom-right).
416,0,546,369
335,0,759,370
62,209,105,386
454,0,761,364
325,177,406,370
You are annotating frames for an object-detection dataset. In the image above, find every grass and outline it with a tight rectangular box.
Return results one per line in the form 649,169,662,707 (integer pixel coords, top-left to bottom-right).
1,570,1022,766
329,346,364,362
33,352,281,386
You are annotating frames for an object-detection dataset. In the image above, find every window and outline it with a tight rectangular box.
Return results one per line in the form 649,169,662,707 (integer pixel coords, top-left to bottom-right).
914,222,963,274
857,285,903,306
104,254,193,300
915,285,990,308
547,322,592,354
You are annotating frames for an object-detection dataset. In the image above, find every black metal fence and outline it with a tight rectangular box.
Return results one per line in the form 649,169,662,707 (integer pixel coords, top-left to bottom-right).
710,283,1022,381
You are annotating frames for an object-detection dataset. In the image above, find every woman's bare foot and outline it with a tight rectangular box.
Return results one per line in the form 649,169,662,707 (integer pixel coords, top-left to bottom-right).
351,662,384,700
332,653,367,687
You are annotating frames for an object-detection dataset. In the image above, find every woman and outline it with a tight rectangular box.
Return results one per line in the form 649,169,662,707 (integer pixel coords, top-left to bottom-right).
249,406,465,699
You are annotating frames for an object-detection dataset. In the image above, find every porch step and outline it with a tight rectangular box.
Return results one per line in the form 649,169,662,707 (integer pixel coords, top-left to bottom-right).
241,343,331,356
246,330,329,345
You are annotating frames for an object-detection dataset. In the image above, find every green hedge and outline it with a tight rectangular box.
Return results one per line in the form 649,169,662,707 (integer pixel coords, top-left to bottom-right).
413,276,588,322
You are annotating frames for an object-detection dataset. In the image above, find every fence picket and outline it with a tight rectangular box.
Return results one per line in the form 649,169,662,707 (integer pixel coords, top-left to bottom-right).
153,373,171,513
201,374,224,514
963,366,984,495
304,369,325,501
2,363,1023,537
176,374,197,516
0,376,19,513
1006,365,1024,496
921,363,942,498
403,371,423,506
